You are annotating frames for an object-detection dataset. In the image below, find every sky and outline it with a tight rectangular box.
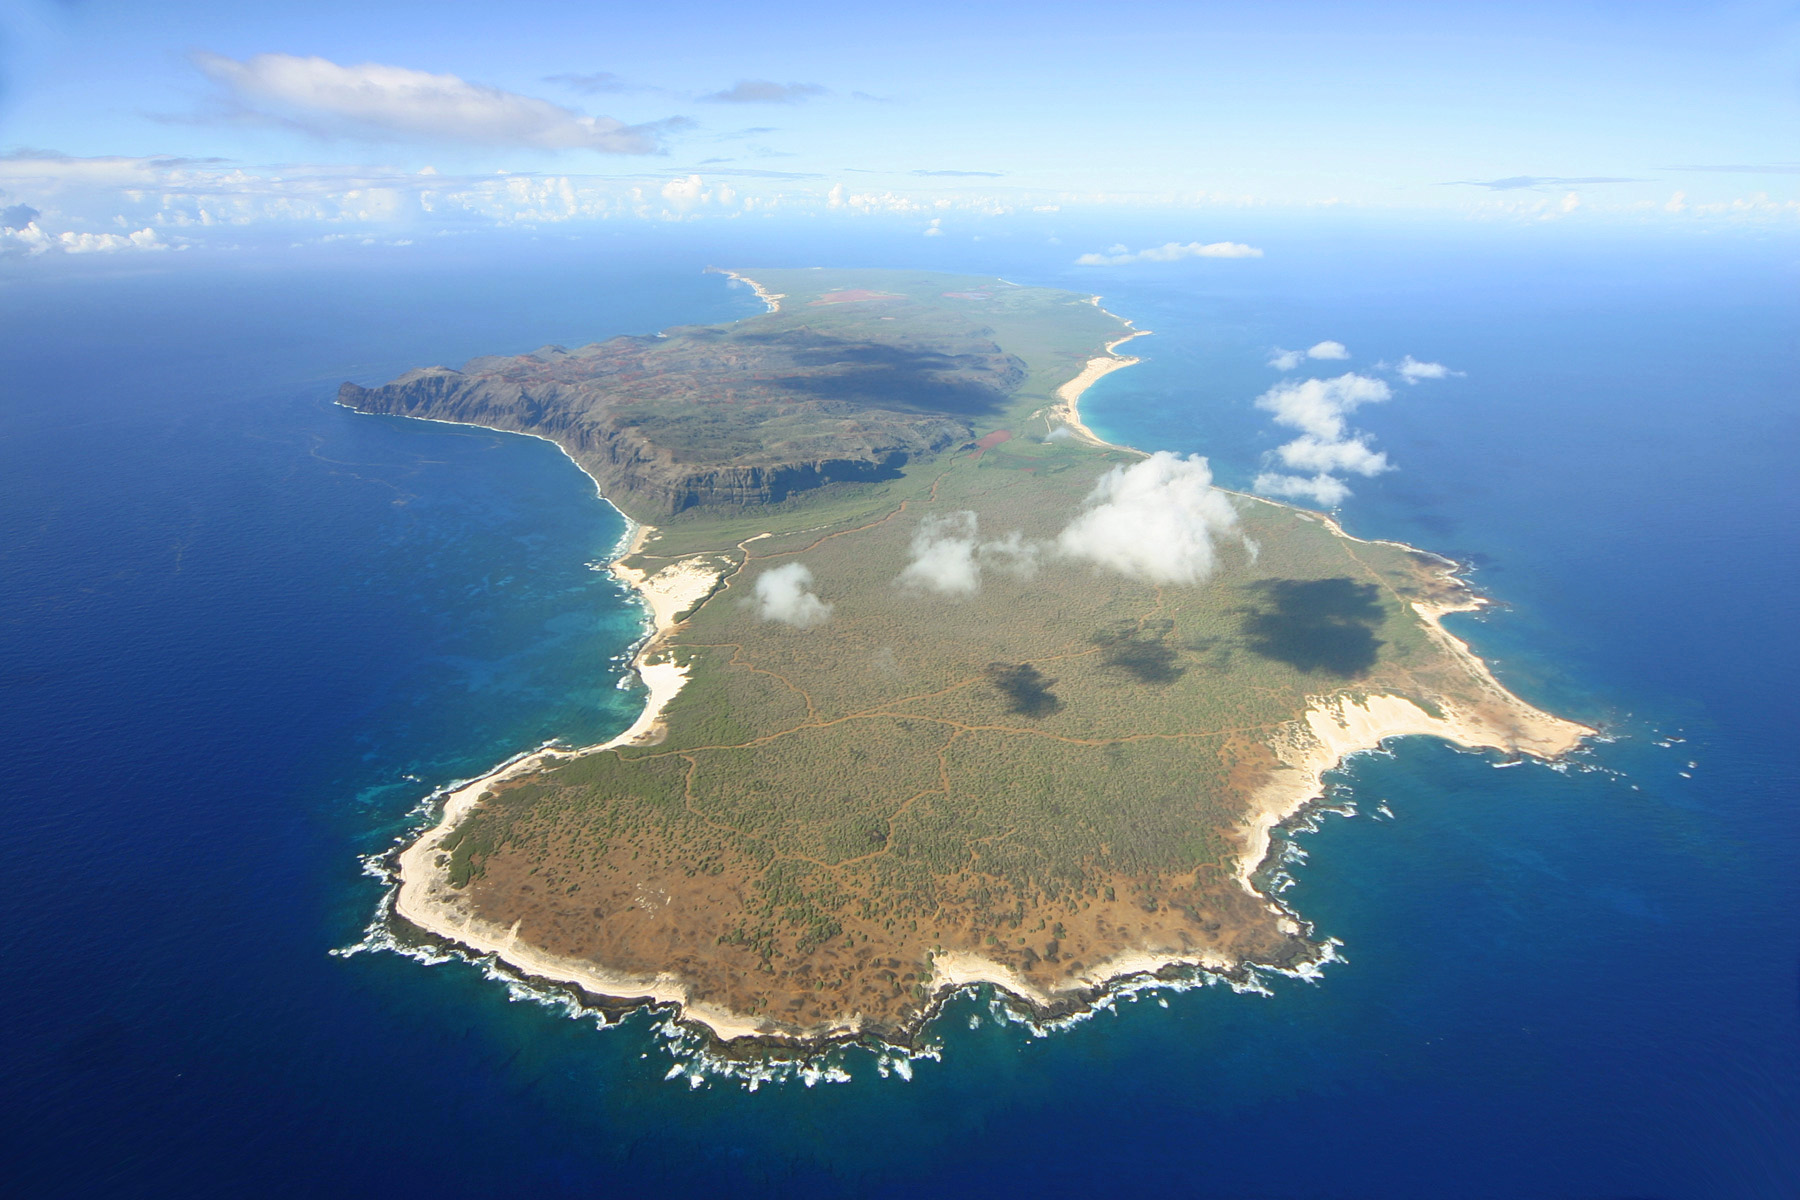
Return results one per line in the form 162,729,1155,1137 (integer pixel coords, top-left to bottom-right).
1,0,1797,255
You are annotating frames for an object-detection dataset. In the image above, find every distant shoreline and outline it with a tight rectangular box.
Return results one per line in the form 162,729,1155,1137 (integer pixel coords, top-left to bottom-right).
710,267,785,313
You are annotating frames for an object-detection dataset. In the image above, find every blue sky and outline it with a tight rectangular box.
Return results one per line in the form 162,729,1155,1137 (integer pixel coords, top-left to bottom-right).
1,0,1796,253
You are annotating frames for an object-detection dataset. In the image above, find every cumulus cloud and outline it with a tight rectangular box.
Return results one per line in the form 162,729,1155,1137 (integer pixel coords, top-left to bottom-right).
1269,340,1349,370
1272,433,1389,476
752,562,833,629
1257,373,1391,443
1251,471,1353,508
193,52,678,152
897,512,1038,597
0,222,52,256
661,174,707,208
1056,452,1239,584
700,80,827,104
1075,240,1262,266
1252,373,1394,507
1396,355,1454,383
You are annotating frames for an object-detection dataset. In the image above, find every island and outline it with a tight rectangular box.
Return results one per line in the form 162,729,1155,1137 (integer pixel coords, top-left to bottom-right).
339,268,1589,1049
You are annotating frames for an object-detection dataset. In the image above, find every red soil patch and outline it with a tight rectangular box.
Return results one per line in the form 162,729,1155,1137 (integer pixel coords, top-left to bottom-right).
970,429,1013,460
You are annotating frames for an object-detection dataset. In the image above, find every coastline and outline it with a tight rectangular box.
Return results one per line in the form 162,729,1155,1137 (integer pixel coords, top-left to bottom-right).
336,396,752,1030
710,267,785,313
387,538,736,1025
361,279,1596,1054
1051,327,1150,448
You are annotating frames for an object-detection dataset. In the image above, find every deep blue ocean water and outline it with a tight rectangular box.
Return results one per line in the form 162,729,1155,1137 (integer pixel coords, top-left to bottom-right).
2,222,1795,1198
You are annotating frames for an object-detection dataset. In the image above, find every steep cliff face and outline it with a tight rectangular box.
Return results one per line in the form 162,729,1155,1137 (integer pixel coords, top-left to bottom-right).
337,370,965,518
336,315,1018,519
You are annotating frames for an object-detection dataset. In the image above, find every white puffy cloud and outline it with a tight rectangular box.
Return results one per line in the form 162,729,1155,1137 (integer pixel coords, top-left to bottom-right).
752,562,833,629
193,52,673,152
1269,340,1349,370
1396,355,1454,383
1256,372,1392,442
1252,471,1353,507
898,512,1039,597
0,220,53,256
899,512,981,596
1253,372,1395,507
661,173,707,209
1273,433,1389,476
1056,451,1240,584
1075,240,1262,266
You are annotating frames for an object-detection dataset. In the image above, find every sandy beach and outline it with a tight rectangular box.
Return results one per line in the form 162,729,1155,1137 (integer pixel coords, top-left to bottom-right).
713,268,784,313
1238,690,1590,895
1051,328,1149,446
388,527,743,1027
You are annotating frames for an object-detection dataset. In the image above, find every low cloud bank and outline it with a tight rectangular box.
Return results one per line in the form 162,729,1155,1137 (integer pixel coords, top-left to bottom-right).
898,511,1038,597
1057,452,1239,584
753,562,832,628
1,212,165,257
1076,240,1262,266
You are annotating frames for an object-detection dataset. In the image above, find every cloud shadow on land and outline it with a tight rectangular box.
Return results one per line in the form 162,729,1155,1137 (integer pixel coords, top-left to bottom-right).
1093,619,1185,684
755,332,1020,417
1239,578,1385,678
985,663,1062,717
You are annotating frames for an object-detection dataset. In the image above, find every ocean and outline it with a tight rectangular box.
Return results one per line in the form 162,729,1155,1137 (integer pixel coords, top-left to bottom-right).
2,219,1794,1198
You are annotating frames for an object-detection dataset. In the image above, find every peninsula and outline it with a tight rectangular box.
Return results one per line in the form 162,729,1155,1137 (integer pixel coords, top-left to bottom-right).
340,268,1589,1048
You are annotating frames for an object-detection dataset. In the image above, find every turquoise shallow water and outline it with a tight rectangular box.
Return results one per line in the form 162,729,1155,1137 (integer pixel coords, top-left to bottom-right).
1,223,1795,1197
